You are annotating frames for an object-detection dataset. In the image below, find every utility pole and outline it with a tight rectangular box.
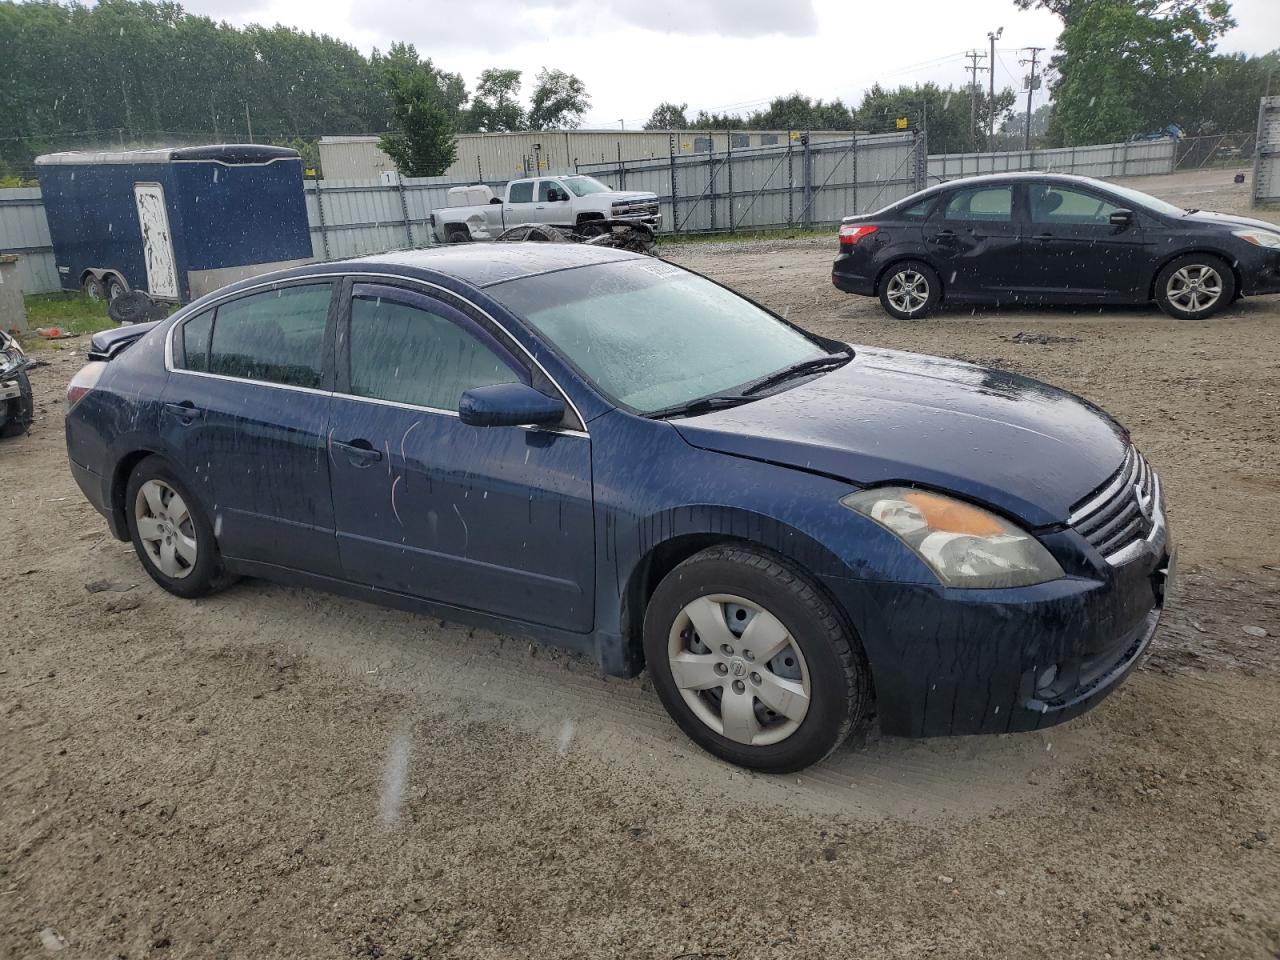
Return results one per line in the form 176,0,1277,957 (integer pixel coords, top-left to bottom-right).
1020,47,1044,152
987,27,1003,147
965,49,988,149
244,102,253,143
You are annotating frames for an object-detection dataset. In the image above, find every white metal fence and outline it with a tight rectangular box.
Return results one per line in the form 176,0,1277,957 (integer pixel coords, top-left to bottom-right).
927,138,1175,182
1254,97,1280,208
0,135,1187,295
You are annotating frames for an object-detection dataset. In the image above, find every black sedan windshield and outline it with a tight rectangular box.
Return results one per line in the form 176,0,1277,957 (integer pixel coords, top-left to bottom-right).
489,260,829,413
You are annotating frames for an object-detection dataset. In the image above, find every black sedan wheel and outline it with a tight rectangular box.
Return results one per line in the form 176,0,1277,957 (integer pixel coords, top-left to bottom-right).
643,545,871,773
1155,254,1235,321
879,260,941,320
125,456,236,599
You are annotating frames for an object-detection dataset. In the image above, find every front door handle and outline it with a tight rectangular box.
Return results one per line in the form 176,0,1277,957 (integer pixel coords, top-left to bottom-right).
931,230,957,244
163,401,199,424
333,437,382,467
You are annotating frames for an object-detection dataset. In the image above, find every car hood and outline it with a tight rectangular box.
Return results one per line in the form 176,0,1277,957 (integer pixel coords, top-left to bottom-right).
673,347,1129,527
1182,209,1280,234
609,191,659,203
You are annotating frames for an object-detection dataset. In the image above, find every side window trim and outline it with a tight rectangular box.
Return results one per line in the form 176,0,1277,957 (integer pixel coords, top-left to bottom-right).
170,279,338,392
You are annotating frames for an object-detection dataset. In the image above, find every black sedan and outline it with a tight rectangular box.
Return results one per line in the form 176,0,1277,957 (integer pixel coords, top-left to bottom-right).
832,172,1280,320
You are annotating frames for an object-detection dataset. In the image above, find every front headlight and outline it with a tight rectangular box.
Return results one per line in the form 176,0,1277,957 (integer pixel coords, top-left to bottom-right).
841,487,1065,589
1232,229,1280,249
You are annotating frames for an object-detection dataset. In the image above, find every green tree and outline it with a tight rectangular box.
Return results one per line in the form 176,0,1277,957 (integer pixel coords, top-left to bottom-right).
527,68,590,130
644,102,690,130
376,44,462,177
691,110,748,129
749,94,857,130
855,82,1016,151
1017,0,1236,144
467,68,525,132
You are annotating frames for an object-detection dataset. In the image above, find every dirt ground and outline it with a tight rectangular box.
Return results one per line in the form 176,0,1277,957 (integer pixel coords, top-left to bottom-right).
3,167,1279,959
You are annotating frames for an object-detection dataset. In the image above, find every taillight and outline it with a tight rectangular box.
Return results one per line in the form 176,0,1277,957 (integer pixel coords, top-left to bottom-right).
838,224,879,246
66,361,106,410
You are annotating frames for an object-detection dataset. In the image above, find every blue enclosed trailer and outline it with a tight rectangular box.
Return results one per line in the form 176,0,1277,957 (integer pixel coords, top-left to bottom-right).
35,144,312,304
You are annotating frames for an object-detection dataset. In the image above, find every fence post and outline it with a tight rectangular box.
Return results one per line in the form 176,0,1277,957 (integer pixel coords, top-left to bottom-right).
617,142,625,191
850,133,858,214
668,135,680,235
707,134,716,232
1120,140,1130,177
787,135,794,228
916,107,928,191
312,180,330,260
802,131,811,229
396,172,413,247
726,131,735,232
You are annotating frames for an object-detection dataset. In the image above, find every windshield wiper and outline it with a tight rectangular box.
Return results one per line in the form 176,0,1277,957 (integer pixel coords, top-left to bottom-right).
741,350,853,396
1184,207,1200,214
646,395,759,420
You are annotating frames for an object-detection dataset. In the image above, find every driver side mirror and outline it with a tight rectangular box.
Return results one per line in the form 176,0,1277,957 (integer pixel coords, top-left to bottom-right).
459,382,565,428
1109,209,1134,228
549,188,569,202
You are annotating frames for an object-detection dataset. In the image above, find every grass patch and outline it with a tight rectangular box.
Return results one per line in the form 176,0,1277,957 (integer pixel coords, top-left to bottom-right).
21,292,115,341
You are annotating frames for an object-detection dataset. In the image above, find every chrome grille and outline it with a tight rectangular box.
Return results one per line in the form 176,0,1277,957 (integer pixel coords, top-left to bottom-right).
1069,446,1161,563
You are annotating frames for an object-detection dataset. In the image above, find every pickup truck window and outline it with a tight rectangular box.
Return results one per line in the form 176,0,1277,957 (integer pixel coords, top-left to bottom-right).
538,181,568,202
509,181,534,203
563,176,612,197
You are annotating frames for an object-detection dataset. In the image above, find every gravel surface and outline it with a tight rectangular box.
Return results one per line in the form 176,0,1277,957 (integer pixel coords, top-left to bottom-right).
3,167,1279,959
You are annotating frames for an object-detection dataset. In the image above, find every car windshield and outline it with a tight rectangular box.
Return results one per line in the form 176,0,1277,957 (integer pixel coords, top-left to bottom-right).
488,260,831,413
562,176,612,197
1089,180,1185,217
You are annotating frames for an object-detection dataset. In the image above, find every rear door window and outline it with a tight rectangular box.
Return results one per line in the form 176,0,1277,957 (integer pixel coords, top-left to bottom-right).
204,284,332,388
508,181,534,203
942,186,1013,222
178,309,214,372
347,286,525,411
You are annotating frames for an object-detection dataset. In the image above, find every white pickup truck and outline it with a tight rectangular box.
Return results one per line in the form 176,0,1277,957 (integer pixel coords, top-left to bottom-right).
429,174,661,243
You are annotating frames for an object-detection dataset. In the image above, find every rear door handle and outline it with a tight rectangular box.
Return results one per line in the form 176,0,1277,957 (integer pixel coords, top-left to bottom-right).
163,401,199,424
1032,232,1055,241
931,230,957,243
333,437,383,466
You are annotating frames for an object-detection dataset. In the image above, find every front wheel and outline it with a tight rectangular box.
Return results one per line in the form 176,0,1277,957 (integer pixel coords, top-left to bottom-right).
643,545,871,773
1155,254,1235,320
878,260,941,320
125,457,236,599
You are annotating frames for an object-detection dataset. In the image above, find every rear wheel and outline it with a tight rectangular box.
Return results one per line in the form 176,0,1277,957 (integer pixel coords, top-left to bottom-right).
643,545,871,772
1155,254,1235,320
446,227,471,244
125,457,235,598
81,274,106,301
878,260,941,319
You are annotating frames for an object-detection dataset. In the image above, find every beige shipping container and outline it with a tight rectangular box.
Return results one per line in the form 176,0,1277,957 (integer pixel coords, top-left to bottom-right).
319,129,859,183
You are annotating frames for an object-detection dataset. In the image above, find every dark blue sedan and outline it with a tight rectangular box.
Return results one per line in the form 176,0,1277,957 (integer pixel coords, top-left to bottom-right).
65,245,1174,771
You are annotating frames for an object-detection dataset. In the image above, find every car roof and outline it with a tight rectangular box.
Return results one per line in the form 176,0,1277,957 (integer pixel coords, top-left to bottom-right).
922,171,1113,195
220,242,644,296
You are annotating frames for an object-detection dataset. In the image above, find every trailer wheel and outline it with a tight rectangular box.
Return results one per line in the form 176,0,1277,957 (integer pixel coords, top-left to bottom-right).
447,227,471,244
106,275,129,301
82,274,106,301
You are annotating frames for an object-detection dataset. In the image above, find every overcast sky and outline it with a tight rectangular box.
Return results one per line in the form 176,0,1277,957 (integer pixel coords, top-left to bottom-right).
179,0,1279,128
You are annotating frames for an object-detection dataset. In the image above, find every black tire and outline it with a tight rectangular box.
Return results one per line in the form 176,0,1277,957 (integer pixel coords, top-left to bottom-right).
0,369,34,439
124,456,236,599
878,260,942,320
643,545,871,773
446,227,471,244
105,275,128,301
1154,253,1235,320
81,274,106,301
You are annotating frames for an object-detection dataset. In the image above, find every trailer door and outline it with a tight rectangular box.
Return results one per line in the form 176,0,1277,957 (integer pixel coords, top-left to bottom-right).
133,182,179,300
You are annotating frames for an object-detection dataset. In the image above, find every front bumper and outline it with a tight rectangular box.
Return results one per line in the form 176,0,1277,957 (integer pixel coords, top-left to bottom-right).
1239,245,1280,296
824,528,1175,738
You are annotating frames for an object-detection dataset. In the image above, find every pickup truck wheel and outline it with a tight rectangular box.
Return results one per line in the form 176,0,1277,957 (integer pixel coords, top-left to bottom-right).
447,227,471,244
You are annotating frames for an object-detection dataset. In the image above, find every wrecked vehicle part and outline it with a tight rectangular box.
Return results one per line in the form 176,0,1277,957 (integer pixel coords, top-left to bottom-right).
64,245,1173,772
0,331,35,438
495,219,657,255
